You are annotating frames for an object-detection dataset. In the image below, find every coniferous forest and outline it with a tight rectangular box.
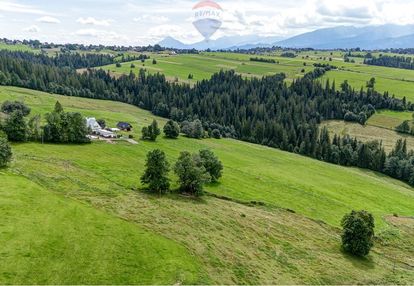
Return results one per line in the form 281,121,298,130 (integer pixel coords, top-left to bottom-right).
1,50,414,185
364,55,414,70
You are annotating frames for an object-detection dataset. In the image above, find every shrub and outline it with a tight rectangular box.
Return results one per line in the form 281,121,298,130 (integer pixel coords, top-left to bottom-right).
141,119,160,141
163,120,180,139
3,110,27,142
341,210,375,256
199,149,223,182
0,137,12,167
181,119,204,139
211,129,221,139
1,100,31,116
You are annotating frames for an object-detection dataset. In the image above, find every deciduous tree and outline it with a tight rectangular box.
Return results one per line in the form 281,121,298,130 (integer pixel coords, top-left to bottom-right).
141,149,170,194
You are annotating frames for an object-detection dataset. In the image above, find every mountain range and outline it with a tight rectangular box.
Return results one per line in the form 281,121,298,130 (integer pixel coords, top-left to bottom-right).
158,24,414,50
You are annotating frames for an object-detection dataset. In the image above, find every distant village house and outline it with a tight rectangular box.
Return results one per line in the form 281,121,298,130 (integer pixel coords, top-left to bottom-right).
117,122,133,131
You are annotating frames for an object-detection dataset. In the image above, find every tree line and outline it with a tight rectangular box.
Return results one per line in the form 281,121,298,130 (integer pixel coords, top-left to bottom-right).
250,57,277,64
364,55,414,70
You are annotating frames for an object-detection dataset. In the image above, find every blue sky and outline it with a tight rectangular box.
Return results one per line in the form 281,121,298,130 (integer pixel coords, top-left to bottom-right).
0,0,414,45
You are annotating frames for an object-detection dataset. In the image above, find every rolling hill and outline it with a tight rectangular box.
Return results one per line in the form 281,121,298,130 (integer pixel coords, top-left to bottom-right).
0,85,413,284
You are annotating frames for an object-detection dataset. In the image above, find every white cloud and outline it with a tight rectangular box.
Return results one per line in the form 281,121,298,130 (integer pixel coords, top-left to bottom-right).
37,16,60,24
74,29,128,43
75,28,99,37
0,0,46,14
133,15,169,24
76,17,112,26
23,25,40,33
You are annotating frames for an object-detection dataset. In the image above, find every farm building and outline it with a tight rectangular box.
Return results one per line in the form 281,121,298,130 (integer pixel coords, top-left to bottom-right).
86,117,116,138
86,117,101,132
98,129,116,138
117,122,133,131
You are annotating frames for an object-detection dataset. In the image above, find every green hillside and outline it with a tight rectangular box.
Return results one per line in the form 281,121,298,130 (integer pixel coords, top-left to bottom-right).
94,50,414,101
1,86,413,284
0,173,204,284
99,53,314,84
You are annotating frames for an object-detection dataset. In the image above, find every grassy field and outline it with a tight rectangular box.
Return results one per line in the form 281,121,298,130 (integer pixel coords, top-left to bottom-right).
0,42,38,52
322,120,414,152
368,110,413,129
1,86,414,284
0,173,204,284
95,50,414,101
321,69,414,102
99,53,314,84
322,110,414,153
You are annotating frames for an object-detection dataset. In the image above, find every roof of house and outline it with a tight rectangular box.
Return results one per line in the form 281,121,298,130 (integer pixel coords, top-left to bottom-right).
117,122,132,127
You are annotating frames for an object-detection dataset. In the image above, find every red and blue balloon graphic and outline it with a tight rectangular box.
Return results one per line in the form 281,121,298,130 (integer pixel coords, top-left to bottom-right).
192,0,223,40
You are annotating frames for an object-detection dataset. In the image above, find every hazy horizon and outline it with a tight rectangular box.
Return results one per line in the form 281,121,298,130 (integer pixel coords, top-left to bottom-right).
1,0,414,46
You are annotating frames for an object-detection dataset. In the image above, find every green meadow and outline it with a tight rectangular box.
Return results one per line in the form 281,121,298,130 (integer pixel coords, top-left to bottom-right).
95,50,414,102
0,86,413,284
368,110,413,129
0,42,38,52
99,53,314,83
322,120,414,152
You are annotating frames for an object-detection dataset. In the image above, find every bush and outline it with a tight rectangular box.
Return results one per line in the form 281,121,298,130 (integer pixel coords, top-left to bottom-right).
3,110,27,142
1,100,31,116
0,137,12,167
341,210,375,256
163,120,180,139
115,62,122,68
211,129,221,139
141,149,170,194
181,119,204,139
174,151,210,196
141,119,160,141
396,120,411,134
199,149,223,182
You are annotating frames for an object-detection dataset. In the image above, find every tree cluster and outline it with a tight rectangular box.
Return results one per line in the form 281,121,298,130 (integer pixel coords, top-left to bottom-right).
181,119,204,139
280,52,296,58
250,57,276,64
141,119,161,141
141,149,223,196
43,101,90,143
364,55,414,70
0,100,89,144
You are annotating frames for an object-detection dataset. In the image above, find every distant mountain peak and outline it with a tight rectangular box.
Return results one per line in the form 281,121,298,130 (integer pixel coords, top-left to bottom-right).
157,24,414,50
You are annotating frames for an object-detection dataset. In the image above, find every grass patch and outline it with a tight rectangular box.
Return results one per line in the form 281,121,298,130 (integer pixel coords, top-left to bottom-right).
368,110,413,130
321,120,414,152
0,173,205,284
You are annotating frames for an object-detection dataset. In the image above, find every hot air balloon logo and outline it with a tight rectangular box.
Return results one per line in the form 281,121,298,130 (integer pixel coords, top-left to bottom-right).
192,0,223,41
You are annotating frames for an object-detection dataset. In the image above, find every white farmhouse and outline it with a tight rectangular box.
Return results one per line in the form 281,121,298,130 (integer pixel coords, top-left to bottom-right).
86,117,101,132
86,117,117,138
